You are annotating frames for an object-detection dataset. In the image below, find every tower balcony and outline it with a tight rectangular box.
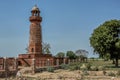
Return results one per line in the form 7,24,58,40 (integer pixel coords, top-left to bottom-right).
29,16,42,22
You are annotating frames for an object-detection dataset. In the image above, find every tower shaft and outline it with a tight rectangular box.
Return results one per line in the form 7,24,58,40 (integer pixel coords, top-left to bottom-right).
28,6,42,54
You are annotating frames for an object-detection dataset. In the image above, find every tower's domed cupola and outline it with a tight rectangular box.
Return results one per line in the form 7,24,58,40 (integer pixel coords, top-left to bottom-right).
31,5,40,16
32,5,40,11
30,5,42,22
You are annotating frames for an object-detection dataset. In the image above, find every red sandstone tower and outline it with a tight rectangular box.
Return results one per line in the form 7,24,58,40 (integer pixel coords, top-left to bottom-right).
18,6,54,66
29,5,42,54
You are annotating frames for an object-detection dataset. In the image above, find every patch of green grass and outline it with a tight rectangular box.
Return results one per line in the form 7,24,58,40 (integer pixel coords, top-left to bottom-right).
87,59,120,70
47,66,54,72
68,59,120,71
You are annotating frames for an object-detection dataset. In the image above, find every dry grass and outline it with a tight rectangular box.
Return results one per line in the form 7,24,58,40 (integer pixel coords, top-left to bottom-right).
21,69,120,80
0,69,120,80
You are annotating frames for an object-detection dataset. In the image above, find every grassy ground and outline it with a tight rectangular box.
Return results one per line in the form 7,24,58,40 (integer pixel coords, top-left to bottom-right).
88,59,120,70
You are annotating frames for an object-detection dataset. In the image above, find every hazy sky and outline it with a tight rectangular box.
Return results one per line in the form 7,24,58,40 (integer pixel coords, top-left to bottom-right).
0,0,120,57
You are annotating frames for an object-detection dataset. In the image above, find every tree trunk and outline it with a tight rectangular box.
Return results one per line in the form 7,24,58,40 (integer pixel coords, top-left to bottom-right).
115,58,118,67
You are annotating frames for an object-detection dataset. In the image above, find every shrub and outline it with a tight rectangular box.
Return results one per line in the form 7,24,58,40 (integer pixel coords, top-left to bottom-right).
75,64,80,70
69,63,80,71
86,63,91,70
69,65,78,71
108,71,115,77
80,74,84,80
60,64,69,70
58,75,64,79
98,66,105,70
80,64,87,70
47,66,54,72
116,70,120,76
82,70,89,75
90,66,98,71
103,70,107,75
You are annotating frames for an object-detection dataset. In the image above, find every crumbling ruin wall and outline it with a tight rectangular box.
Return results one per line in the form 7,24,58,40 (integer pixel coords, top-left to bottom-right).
0,57,18,77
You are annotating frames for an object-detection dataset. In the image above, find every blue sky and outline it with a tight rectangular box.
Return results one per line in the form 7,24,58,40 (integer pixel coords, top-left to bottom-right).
0,0,120,57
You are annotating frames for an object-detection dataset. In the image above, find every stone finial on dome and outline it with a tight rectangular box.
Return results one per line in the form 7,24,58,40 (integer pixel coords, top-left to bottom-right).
31,5,40,16
32,5,40,11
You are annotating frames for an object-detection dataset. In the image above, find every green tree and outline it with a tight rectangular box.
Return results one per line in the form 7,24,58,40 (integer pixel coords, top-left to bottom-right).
90,19,120,67
75,49,88,62
75,49,88,58
66,51,76,59
56,52,65,58
103,53,110,61
115,40,120,49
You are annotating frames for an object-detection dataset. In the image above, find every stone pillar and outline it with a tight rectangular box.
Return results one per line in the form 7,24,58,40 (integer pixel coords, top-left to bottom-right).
75,59,77,62
4,58,6,70
74,59,76,62
41,60,42,67
63,58,66,64
51,60,53,66
72,59,74,63
2,58,4,70
56,59,59,66
42,60,44,67
68,59,71,64
79,58,81,62
15,58,18,71
4,57,8,80
32,58,36,74
47,59,50,66
39,60,41,67
43,60,45,66
41,60,43,67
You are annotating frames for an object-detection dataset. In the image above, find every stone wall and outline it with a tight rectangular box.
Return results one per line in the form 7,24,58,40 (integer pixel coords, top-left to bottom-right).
0,57,18,77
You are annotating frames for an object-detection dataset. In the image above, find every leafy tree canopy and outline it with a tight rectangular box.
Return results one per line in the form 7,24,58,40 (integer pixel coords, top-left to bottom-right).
75,49,88,58
66,51,76,59
56,52,65,58
90,19,120,67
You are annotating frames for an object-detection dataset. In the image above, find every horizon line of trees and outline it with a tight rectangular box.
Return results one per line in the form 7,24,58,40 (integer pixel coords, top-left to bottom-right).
55,49,89,60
